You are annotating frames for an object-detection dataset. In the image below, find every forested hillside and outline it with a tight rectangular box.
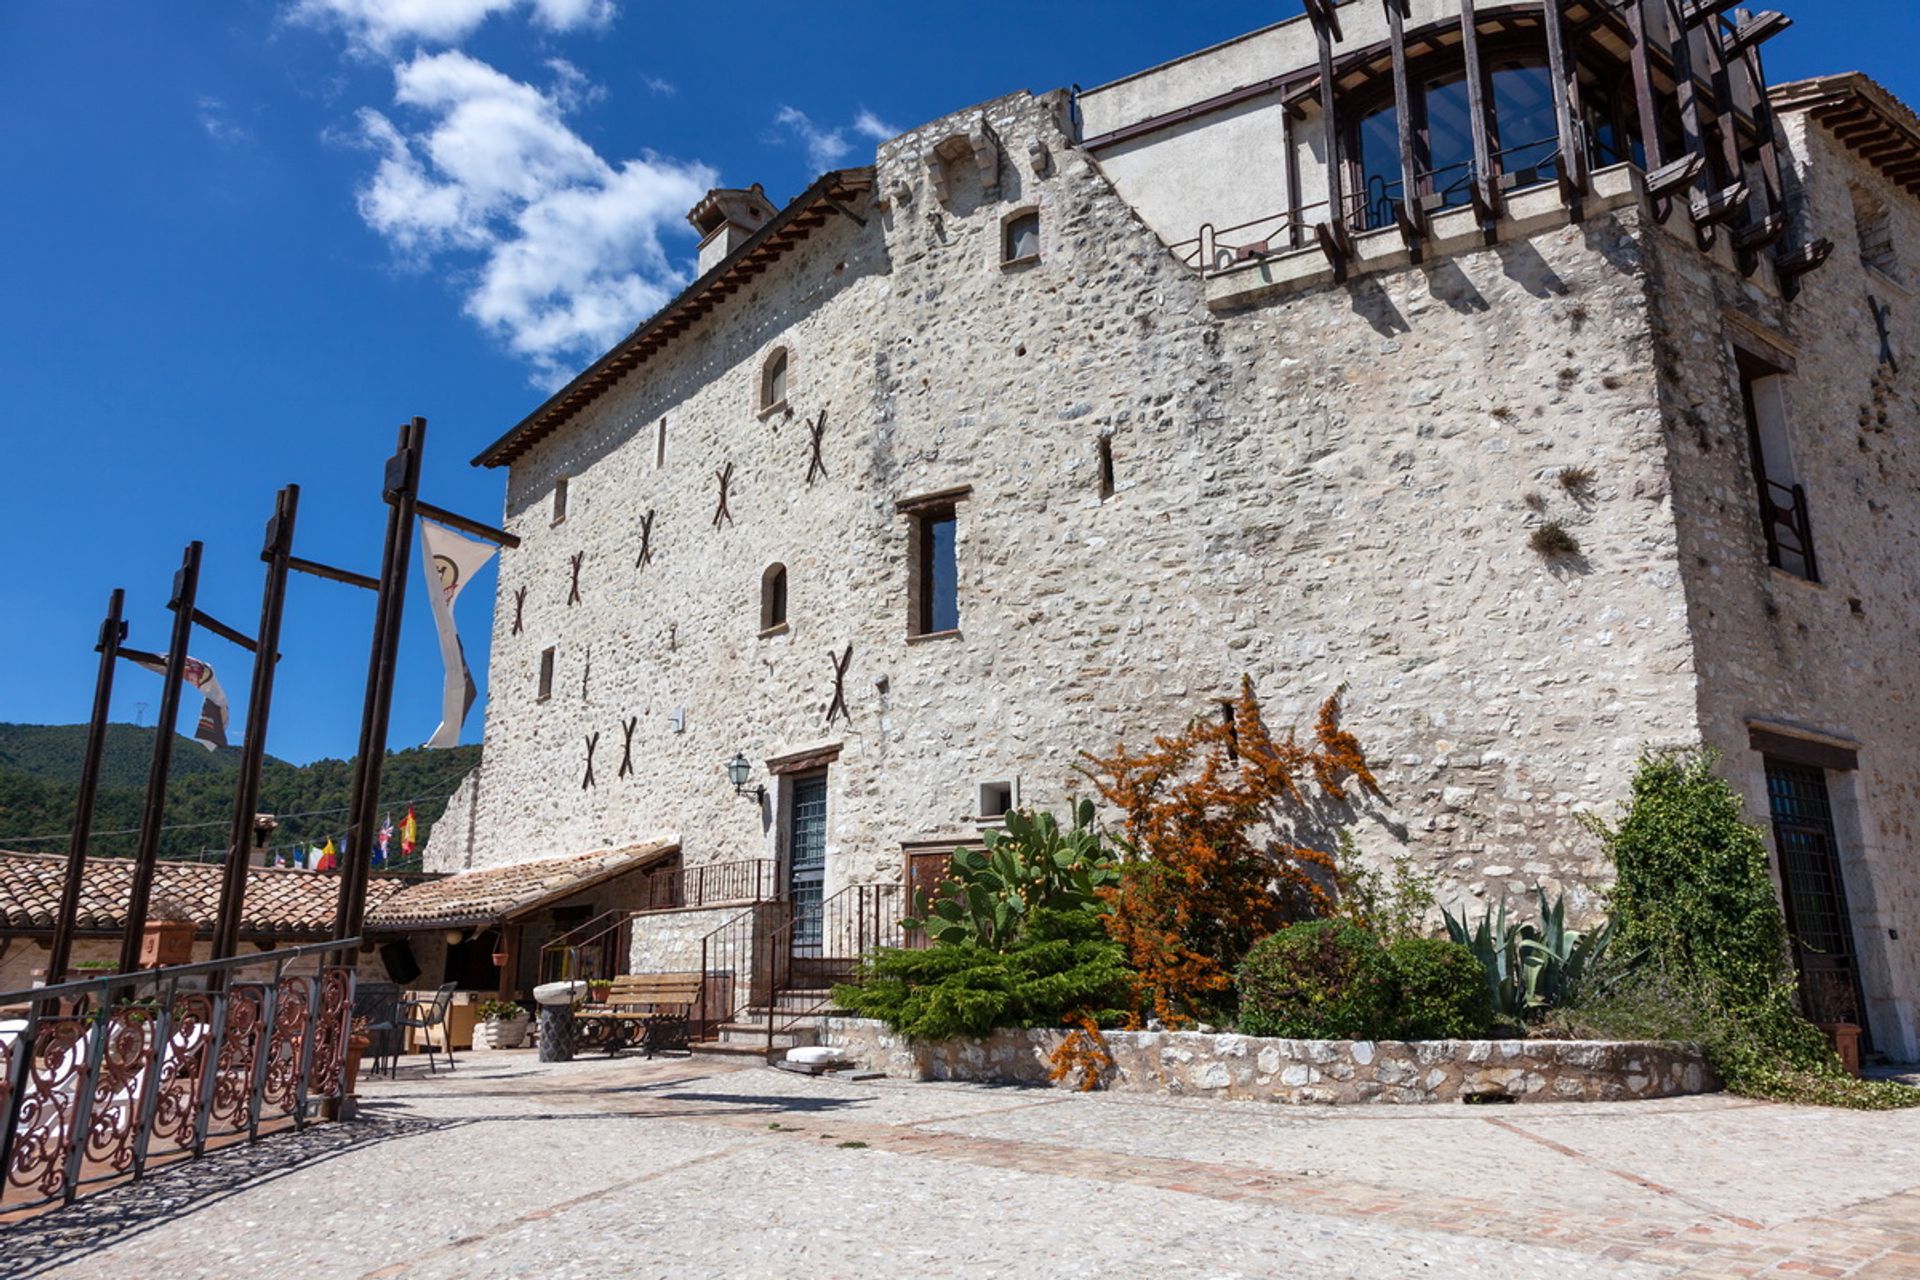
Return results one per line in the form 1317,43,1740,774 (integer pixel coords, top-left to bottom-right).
0,723,478,866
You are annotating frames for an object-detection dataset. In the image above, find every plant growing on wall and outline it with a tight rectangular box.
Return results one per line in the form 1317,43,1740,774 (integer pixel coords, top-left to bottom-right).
1583,750,1919,1109
1083,677,1381,1027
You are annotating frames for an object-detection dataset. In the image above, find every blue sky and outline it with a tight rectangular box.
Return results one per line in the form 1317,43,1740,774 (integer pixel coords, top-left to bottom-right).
1,1,1913,772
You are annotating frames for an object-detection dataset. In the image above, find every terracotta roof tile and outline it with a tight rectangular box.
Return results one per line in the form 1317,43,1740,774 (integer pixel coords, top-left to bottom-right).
0,850,413,939
365,841,677,931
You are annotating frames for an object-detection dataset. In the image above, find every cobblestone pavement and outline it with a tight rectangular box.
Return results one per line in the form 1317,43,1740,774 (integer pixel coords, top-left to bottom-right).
8,1052,1920,1279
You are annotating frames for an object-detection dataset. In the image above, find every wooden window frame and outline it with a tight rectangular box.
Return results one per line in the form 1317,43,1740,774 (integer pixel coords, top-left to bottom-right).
899,486,970,639
1000,207,1041,268
759,346,791,418
551,477,569,526
760,562,789,636
536,646,555,702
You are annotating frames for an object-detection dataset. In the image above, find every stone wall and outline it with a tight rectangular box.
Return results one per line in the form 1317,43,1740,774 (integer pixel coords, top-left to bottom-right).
627,905,745,976
820,1017,1715,1105
464,86,1701,922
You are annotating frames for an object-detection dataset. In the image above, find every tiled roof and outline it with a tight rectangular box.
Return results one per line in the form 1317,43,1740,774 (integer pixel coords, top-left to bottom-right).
472,169,873,469
0,850,414,939
365,841,678,931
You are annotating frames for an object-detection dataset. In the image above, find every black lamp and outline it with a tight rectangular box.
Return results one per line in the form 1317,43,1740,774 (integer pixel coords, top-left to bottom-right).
727,752,765,803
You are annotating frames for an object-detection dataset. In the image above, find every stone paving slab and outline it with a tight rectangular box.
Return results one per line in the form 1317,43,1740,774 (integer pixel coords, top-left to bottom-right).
7,1052,1918,1279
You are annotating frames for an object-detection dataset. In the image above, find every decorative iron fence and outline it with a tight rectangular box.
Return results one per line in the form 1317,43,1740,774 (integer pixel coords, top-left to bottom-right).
0,940,358,1214
639,858,777,913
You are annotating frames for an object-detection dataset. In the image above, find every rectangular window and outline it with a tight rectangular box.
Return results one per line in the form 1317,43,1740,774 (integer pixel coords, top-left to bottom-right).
537,646,555,701
552,477,569,524
1097,434,1116,500
1003,210,1040,264
911,508,959,635
1737,355,1817,581
656,417,667,469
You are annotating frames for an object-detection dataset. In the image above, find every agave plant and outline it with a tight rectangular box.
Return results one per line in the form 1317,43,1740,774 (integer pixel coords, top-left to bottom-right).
903,799,1119,951
1442,889,1612,1021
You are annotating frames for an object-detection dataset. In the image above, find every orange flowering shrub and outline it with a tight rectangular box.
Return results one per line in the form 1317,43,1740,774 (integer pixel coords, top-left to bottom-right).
1082,677,1381,1027
1045,1014,1115,1092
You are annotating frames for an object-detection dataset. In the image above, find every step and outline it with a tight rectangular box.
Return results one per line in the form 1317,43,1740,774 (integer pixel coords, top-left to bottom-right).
716,1023,818,1051
689,1040,776,1060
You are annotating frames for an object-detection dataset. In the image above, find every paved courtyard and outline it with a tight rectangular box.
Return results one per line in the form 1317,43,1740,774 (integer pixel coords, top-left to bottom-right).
5,1052,1919,1278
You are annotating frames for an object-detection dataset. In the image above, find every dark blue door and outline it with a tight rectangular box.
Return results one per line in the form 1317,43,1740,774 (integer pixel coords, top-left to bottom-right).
788,776,827,953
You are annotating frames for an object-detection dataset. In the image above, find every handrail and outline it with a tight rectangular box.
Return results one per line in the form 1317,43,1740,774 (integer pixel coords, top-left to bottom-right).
538,908,630,984
759,883,904,1056
696,901,780,1042
1,941,360,1214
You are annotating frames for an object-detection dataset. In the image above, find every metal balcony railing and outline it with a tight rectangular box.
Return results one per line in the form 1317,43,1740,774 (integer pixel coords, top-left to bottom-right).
0,939,359,1214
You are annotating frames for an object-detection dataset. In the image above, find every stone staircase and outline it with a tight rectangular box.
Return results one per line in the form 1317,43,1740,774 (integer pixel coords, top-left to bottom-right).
691,989,836,1060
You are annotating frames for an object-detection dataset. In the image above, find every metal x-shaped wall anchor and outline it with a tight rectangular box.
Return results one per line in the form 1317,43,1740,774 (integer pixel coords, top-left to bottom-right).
568,551,585,605
826,643,853,726
712,463,735,529
512,586,526,635
1870,294,1898,371
635,509,656,569
582,731,599,790
806,409,829,484
619,716,637,778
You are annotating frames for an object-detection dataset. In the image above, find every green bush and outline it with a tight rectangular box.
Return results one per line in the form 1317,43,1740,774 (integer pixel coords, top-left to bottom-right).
1236,921,1396,1039
1386,937,1493,1039
832,909,1133,1042
1586,750,1918,1109
903,800,1119,951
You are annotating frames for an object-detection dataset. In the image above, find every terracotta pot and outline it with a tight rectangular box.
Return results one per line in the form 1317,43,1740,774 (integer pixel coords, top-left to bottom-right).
139,920,196,968
345,1033,372,1094
491,950,510,967
1818,1022,1862,1077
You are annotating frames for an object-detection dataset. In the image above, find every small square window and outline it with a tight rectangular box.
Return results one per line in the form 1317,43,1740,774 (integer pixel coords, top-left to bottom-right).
537,647,555,701
1003,210,1040,265
977,780,1016,819
552,477,569,525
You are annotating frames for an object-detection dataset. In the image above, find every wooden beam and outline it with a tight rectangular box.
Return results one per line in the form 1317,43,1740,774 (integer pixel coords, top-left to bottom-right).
1626,0,1667,176
1383,0,1425,253
1310,0,1348,240
1458,0,1499,239
1540,0,1588,211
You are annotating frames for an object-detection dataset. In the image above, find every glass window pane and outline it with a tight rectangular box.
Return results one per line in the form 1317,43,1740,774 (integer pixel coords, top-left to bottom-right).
1492,62,1559,185
1007,214,1039,260
1423,75,1476,209
929,514,958,632
1355,102,1401,231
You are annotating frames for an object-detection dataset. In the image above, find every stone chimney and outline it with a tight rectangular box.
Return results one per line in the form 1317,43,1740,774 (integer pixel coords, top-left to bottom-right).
688,184,777,275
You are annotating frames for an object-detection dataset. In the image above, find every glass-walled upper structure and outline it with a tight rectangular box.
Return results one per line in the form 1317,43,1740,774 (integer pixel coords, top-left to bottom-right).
1078,0,1808,286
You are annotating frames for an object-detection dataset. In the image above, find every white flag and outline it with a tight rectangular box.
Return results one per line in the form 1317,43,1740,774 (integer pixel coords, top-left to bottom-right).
134,654,231,751
420,519,497,749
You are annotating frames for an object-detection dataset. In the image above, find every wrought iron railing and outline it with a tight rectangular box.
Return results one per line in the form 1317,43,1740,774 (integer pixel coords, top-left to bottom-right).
539,909,631,985
1761,478,1818,581
697,900,784,1041
760,883,905,1055
0,939,357,1214
638,858,777,913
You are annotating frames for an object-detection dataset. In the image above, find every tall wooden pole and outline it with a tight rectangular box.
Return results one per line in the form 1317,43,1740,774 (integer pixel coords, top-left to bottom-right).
47,589,127,984
119,542,203,974
1459,0,1499,237
1626,0,1666,172
333,419,425,966
212,486,299,962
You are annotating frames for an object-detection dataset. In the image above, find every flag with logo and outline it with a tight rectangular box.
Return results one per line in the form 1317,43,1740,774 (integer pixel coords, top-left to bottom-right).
316,837,338,873
132,654,231,750
420,520,498,749
376,815,394,868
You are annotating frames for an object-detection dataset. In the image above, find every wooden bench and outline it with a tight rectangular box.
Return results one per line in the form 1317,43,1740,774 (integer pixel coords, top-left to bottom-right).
577,973,702,1057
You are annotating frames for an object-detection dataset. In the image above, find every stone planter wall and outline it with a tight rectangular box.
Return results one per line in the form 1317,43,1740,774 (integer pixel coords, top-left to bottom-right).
819,1018,1716,1104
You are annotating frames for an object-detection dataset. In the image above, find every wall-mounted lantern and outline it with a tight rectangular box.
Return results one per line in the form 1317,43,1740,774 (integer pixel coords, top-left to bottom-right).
726,752,767,804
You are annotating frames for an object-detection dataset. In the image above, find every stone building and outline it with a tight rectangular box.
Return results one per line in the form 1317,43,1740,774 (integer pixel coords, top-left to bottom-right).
431,3,1920,1059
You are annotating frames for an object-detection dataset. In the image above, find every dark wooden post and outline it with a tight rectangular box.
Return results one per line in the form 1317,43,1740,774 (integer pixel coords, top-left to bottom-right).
1306,0,1349,276
1698,14,1746,211
1383,0,1425,251
1539,0,1587,207
119,542,203,975
47,590,127,984
212,486,299,962
1626,0,1666,171
1666,0,1706,180
1458,0,1499,238
333,419,425,966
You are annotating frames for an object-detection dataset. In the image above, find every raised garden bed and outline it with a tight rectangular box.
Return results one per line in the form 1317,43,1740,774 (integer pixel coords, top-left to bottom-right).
820,1017,1716,1104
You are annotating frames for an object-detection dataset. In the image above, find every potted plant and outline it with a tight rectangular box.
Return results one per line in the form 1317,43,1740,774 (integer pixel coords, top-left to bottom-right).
345,1015,373,1094
588,980,611,1005
474,998,531,1050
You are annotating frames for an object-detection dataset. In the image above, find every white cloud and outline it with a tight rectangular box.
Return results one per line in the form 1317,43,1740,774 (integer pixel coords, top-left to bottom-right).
851,109,897,142
773,105,898,172
197,96,253,144
355,52,713,387
291,0,615,55
642,75,676,96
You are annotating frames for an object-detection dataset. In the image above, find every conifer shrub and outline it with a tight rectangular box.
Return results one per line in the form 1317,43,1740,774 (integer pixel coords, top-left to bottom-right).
1236,921,1396,1039
832,908,1133,1042
1385,937,1494,1039
1583,750,1919,1109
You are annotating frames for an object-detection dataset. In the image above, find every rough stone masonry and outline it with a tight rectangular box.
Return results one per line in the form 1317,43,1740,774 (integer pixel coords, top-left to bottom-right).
431,11,1920,1058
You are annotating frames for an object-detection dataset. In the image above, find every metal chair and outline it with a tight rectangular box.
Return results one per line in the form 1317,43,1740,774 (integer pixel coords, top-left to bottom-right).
353,981,403,1080
397,982,459,1074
